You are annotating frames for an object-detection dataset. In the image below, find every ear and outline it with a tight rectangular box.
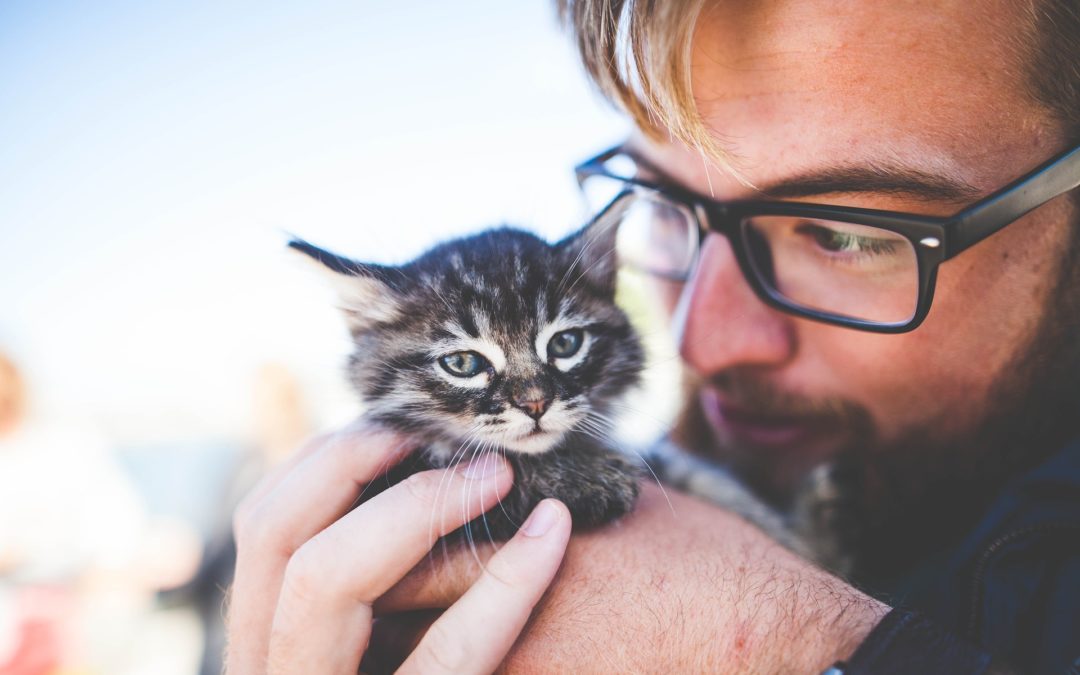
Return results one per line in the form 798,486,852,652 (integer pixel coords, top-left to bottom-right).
288,238,402,332
555,210,621,297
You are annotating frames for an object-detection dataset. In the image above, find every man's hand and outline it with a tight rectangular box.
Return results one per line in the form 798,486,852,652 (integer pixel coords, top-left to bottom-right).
378,482,890,673
225,424,572,674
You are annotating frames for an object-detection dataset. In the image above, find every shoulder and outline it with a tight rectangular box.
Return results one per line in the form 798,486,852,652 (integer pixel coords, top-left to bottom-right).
918,438,1080,673
967,439,1080,673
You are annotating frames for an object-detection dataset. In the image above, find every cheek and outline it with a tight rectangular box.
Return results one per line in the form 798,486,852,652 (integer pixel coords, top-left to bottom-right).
923,208,1064,383
802,209,1064,440
801,324,965,437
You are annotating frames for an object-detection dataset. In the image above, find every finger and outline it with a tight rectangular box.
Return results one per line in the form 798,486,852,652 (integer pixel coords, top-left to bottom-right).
234,421,410,542
239,420,366,510
267,454,514,674
397,499,572,675
236,425,417,556
378,476,670,615
374,539,498,614
227,425,415,675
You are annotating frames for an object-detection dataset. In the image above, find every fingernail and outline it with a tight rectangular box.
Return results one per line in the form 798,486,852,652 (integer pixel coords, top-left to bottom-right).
521,500,560,538
459,453,507,480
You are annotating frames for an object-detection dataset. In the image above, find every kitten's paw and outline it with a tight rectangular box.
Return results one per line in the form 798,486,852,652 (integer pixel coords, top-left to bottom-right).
562,453,640,530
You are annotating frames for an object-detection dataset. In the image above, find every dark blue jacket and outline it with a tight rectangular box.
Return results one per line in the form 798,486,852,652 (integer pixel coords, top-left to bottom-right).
846,439,1080,674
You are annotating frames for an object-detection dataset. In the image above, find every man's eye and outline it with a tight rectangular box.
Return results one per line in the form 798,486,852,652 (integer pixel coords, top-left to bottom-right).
439,351,488,377
548,329,584,359
797,224,900,256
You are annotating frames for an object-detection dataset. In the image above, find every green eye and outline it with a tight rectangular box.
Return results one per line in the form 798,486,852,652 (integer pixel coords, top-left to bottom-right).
439,351,488,377
548,329,584,359
797,223,900,256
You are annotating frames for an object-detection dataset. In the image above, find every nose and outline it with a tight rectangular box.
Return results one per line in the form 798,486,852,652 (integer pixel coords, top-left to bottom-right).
511,385,552,420
676,235,797,374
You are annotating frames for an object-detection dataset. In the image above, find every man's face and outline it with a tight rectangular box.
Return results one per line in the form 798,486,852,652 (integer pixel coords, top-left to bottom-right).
636,0,1075,504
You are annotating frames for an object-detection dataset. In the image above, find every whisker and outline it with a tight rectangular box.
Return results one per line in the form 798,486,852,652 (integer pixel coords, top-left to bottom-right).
350,432,415,509
462,441,477,565
582,411,677,517
605,399,675,424
475,439,501,554
555,233,595,296
486,430,524,533
462,441,488,570
428,431,481,600
492,444,522,532
427,428,482,571
563,244,619,296
593,402,675,440
431,427,482,536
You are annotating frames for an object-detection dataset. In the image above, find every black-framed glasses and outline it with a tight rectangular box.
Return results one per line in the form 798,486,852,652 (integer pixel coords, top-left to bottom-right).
575,142,1080,333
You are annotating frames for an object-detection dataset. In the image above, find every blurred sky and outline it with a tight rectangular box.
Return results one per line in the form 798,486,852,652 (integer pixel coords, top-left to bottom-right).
0,0,629,442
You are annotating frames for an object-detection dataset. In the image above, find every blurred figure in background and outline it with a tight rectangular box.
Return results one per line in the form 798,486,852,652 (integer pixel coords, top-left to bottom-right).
0,355,25,438
252,363,313,466
0,354,63,675
166,362,314,675
0,350,190,675
0,351,147,583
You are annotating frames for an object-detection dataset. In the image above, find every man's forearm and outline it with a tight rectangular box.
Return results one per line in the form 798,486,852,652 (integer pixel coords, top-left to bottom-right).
671,541,889,672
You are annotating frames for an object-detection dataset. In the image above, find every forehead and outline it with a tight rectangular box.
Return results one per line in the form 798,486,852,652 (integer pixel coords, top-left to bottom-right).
671,0,1054,201
404,241,589,341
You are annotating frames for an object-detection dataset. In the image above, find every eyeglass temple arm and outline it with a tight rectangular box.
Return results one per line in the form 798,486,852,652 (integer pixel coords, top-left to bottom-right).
948,144,1080,258
575,146,624,180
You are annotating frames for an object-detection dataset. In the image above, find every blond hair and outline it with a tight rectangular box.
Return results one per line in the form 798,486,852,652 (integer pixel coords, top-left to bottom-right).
556,0,728,165
558,0,1080,153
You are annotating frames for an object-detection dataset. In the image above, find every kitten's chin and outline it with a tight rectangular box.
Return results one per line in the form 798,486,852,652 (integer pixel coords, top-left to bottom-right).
498,430,565,455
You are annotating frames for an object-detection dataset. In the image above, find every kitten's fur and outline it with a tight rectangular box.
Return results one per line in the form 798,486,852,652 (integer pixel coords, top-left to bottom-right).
292,220,644,540
293,220,845,568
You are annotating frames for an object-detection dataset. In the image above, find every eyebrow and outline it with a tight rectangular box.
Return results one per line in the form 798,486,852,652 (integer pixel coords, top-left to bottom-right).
759,162,983,203
622,145,983,204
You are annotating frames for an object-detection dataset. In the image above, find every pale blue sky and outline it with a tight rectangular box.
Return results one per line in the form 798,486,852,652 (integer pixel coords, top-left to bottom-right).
0,1,628,440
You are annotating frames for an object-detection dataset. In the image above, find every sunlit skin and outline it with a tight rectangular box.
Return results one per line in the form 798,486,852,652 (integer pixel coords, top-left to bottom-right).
226,0,1077,671
646,0,1073,497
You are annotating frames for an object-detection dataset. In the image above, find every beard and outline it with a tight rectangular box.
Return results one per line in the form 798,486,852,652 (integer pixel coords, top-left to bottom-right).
672,226,1080,582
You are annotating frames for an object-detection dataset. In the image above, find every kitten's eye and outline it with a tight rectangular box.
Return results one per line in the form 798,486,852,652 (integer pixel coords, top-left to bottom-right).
439,351,488,377
547,329,584,359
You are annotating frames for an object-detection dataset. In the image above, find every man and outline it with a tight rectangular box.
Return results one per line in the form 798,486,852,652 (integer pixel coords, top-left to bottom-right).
225,0,1080,672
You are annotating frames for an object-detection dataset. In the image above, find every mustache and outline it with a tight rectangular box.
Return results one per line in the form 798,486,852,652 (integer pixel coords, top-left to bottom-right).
706,369,870,426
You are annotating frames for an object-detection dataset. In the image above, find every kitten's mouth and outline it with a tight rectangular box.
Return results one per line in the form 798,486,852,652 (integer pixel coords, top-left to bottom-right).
494,425,564,455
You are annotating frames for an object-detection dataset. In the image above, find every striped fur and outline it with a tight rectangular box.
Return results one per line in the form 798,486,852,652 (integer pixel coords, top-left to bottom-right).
292,221,644,539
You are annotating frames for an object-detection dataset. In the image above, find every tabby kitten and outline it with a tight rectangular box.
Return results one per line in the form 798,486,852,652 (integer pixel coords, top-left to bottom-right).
291,219,645,540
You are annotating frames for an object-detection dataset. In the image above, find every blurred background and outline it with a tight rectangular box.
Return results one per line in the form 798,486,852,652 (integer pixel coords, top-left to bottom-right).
0,1,649,673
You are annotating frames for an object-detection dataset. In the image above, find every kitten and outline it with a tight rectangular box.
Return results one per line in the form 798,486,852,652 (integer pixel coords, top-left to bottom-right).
290,219,645,540
291,219,845,568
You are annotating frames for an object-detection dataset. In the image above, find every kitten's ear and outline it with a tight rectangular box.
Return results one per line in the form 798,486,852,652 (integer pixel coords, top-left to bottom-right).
288,238,401,332
555,211,621,297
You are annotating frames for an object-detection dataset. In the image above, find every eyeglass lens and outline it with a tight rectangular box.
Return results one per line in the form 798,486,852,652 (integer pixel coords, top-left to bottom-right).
742,216,919,323
584,174,920,324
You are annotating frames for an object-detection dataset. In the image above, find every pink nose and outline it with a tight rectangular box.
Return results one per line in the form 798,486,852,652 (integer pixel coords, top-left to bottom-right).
512,391,551,420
